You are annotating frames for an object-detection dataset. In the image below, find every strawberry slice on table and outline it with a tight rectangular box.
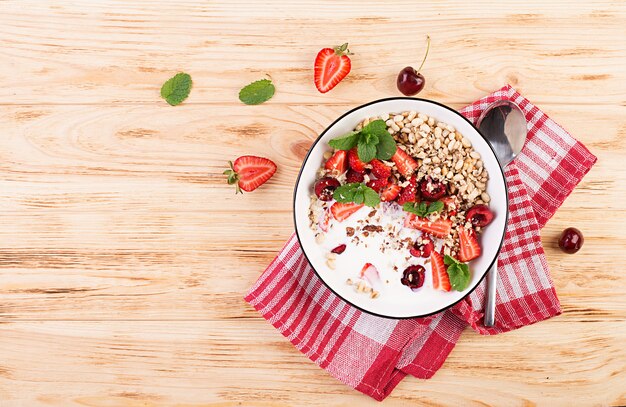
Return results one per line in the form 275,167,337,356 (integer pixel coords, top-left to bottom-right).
397,175,418,205
404,213,453,238
430,251,451,291
314,43,352,93
370,159,391,179
324,150,348,175
391,148,418,177
458,227,481,262
380,182,402,202
224,156,277,194
366,177,388,192
348,148,366,172
331,202,364,222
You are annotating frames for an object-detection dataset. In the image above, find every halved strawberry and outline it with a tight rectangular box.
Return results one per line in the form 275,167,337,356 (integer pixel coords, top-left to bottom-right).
458,227,481,262
324,150,348,175
314,43,352,93
331,202,364,222
391,148,418,177
360,263,380,284
224,156,277,194
348,148,366,172
430,251,451,291
440,196,458,216
404,213,453,238
346,169,364,183
367,177,388,192
370,159,391,179
397,176,418,205
318,208,331,232
380,183,401,202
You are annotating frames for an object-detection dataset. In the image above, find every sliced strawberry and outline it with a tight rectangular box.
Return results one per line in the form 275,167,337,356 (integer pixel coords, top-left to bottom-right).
348,148,366,172
370,159,391,179
314,43,352,93
366,177,388,192
440,196,458,216
380,183,401,202
318,208,331,232
324,150,348,175
404,213,453,238
430,251,451,291
360,263,380,284
346,169,364,183
224,156,277,194
458,227,481,262
391,148,418,177
331,202,364,222
397,176,418,205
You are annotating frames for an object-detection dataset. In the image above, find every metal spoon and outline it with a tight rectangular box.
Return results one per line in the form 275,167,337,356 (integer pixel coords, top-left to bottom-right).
476,100,527,327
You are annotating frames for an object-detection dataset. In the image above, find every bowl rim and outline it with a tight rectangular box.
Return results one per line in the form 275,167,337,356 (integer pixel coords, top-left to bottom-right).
292,96,509,319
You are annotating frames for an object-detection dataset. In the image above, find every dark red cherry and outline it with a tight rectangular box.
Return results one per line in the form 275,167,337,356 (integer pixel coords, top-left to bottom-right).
396,35,430,96
397,67,425,96
558,227,584,254
314,177,340,201
401,265,426,290
409,237,434,258
419,176,446,201
466,204,494,227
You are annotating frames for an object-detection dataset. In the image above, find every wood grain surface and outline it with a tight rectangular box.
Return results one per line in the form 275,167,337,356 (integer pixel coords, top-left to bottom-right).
1,1,625,406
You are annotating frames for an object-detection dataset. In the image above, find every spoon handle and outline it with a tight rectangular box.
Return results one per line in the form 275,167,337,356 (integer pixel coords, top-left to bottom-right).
483,261,498,327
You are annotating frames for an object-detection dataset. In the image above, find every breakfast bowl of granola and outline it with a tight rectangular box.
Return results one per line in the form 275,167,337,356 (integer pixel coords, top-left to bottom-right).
294,98,508,319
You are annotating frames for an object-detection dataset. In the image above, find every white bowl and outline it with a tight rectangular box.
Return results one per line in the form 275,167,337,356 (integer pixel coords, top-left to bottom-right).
293,98,508,319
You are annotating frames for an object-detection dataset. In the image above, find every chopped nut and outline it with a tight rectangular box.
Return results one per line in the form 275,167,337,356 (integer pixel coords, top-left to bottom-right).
316,234,325,244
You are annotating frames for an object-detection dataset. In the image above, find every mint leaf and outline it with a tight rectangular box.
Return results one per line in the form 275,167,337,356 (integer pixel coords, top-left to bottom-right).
357,139,377,163
332,183,379,207
161,73,192,106
427,201,444,214
444,255,456,266
239,79,275,105
443,256,471,291
363,187,381,207
329,131,360,150
376,132,397,160
361,120,388,137
333,183,359,203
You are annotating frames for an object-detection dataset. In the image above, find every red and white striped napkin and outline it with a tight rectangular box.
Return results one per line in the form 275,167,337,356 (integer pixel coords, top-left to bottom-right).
245,85,597,400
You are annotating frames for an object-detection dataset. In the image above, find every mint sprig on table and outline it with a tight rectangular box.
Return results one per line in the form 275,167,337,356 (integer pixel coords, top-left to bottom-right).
239,79,275,105
444,255,471,291
333,182,380,207
328,119,397,162
160,72,192,106
403,200,444,217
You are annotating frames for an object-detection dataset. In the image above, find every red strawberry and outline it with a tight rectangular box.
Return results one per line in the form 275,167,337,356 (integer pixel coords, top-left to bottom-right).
397,176,418,205
331,202,364,222
348,148,366,172
324,150,348,175
440,196,458,216
314,43,352,93
404,214,453,238
391,148,418,177
318,208,331,232
224,156,277,194
430,251,451,291
366,177,388,192
346,169,365,183
380,183,401,202
370,159,391,179
360,262,380,284
458,227,481,262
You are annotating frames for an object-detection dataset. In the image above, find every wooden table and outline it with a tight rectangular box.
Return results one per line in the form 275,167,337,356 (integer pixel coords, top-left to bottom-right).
1,1,625,405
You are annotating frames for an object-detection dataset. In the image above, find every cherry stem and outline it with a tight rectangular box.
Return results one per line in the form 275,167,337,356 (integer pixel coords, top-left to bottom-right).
416,35,430,73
